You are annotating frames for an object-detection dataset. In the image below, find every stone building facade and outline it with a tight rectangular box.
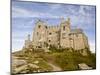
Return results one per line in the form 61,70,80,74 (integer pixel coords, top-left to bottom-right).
24,18,89,52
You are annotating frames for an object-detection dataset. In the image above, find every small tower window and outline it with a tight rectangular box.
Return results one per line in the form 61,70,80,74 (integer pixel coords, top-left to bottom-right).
45,26,47,29
63,26,65,31
38,25,41,28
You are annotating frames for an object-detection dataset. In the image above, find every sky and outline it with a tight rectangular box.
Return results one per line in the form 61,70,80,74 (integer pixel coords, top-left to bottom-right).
12,0,96,53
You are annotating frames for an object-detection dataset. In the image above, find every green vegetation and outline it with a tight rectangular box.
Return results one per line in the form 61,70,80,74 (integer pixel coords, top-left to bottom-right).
12,47,96,74
38,59,53,72
55,52,95,70
43,46,96,70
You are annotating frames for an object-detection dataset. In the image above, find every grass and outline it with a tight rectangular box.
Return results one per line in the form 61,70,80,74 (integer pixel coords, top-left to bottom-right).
36,49,96,71
12,47,96,73
37,59,53,72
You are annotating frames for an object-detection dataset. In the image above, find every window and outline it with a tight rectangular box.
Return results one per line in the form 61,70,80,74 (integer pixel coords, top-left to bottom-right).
49,32,52,35
45,26,47,29
63,26,65,31
69,34,71,36
69,38,73,40
38,25,41,28
49,40,51,42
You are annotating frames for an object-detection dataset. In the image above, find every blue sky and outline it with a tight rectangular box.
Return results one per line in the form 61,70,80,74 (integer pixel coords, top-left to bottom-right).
12,1,96,53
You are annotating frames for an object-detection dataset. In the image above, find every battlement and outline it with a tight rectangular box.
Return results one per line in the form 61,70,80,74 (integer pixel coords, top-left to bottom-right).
48,25,60,30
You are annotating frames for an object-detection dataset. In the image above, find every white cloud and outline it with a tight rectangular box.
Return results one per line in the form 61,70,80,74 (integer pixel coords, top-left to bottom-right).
79,6,86,16
12,6,38,18
13,20,34,29
12,6,60,18
48,4,62,10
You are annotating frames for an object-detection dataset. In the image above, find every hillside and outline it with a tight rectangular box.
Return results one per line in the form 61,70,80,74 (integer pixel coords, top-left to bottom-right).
12,48,96,74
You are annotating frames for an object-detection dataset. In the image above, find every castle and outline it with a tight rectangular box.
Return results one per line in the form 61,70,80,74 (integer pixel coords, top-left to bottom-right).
23,17,89,54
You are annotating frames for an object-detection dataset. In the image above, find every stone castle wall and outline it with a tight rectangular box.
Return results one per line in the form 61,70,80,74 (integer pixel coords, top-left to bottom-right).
24,18,89,51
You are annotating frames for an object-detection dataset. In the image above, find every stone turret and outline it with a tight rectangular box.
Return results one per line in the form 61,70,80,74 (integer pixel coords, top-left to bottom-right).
24,34,32,49
67,17,71,28
60,18,71,48
32,19,48,48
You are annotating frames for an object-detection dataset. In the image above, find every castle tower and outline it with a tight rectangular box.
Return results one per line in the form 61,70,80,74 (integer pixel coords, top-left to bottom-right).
32,19,48,48
24,34,32,49
60,17,70,33
60,17,71,48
